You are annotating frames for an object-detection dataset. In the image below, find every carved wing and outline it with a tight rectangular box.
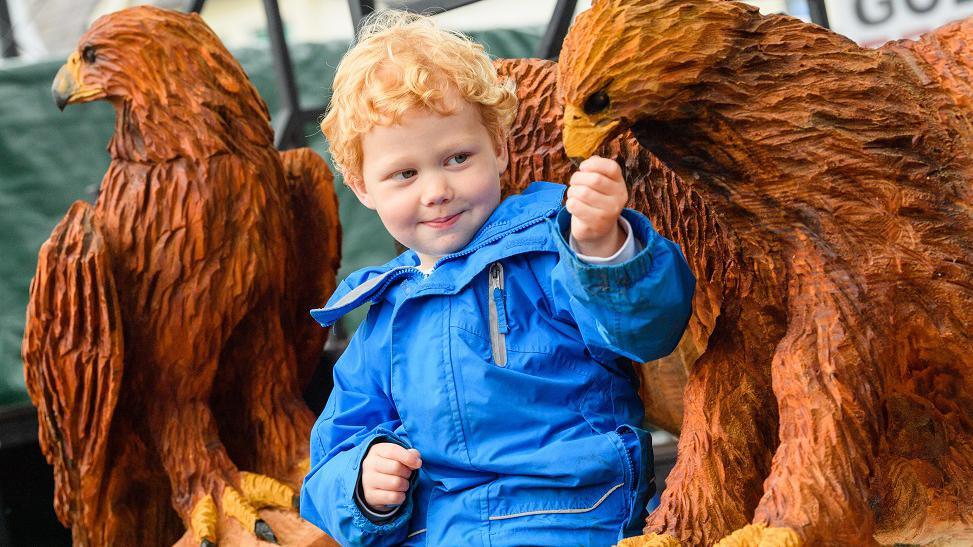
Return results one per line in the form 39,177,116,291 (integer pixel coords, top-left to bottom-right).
495,58,576,197
21,201,124,536
278,148,342,388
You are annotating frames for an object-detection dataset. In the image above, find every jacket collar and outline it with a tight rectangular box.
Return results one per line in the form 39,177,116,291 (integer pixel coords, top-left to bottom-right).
310,181,566,327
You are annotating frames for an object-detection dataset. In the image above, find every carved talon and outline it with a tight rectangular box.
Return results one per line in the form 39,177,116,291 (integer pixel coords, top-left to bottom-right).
714,524,802,547
190,495,218,547
617,532,682,547
240,471,297,510
254,519,279,544
222,472,299,543
187,476,292,545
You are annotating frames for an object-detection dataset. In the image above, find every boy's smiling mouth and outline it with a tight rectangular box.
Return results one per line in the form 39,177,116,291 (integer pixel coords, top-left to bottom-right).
422,211,464,228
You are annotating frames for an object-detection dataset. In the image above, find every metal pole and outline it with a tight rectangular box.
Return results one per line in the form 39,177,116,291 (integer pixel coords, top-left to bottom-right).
0,0,18,59
261,0,308,149
807,0,830,29
535,0,577,60
348,0,376,40
263,0,298,114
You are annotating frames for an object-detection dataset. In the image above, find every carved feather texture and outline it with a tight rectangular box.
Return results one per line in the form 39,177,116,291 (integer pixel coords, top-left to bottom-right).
558,1,973,544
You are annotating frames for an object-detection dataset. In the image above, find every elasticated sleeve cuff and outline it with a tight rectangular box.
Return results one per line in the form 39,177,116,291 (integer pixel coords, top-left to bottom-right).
569,216,643,265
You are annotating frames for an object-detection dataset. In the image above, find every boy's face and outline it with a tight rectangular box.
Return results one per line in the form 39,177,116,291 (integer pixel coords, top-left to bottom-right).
351,91,508,270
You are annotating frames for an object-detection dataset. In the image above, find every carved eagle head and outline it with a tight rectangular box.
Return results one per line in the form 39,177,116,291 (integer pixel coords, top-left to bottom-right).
558,0,758,159
51,5,273,161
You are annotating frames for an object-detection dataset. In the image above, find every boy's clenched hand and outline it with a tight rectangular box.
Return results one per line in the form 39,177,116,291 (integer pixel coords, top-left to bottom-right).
566,155,629,258
361,443,422,510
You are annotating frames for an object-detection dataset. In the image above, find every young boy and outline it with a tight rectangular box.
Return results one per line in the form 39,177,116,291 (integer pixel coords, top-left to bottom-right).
300,11,695,546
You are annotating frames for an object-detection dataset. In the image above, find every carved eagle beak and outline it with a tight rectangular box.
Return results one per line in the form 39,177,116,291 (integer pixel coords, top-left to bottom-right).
52,52,104,111
562,103,621,163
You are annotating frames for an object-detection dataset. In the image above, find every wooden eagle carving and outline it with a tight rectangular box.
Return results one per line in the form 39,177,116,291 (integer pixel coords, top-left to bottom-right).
534,0,972,545
497,1,973,546
22,6,340,546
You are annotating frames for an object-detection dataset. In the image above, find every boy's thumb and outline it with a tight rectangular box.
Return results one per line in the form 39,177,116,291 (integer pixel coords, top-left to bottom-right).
407,448,422,468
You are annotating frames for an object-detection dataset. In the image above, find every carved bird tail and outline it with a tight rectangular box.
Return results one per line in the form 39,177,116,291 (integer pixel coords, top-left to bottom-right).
21,201,124,545
278,148,342,389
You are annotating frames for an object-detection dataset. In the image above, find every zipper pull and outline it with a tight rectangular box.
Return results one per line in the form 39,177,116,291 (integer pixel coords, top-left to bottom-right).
492,287,509,334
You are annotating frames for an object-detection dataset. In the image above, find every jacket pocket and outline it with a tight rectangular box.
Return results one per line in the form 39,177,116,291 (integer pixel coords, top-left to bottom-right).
485,431,628,522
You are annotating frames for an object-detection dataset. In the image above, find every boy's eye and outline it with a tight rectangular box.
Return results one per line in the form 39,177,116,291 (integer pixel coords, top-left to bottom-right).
391,169,417,181
447,153,469,166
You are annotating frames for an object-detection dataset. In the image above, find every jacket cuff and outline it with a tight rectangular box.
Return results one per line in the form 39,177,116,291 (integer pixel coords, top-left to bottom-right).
569,216,643,264
355,484,399,521
551,207,661,300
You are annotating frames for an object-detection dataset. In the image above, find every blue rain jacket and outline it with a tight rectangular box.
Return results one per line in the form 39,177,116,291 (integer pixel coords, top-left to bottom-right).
301,181,694,546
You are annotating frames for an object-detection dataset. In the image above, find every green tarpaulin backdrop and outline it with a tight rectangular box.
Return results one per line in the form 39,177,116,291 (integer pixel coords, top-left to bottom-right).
0,27,542,407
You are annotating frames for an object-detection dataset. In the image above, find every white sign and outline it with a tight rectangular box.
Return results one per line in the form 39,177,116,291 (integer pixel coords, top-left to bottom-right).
824,0,973,47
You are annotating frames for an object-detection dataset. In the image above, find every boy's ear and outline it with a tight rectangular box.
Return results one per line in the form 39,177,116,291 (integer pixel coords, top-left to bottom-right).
346,175,376,210
496,137,509,175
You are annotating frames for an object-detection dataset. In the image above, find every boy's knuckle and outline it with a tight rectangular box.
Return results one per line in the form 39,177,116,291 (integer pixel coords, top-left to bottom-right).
382,474,399,489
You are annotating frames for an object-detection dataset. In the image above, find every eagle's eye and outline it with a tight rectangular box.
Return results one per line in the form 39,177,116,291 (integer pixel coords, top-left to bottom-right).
583,90,610,115
82,45,97,64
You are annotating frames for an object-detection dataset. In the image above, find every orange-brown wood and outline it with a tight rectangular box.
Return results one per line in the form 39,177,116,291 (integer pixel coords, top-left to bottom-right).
22,6,339,546
553,1,973,545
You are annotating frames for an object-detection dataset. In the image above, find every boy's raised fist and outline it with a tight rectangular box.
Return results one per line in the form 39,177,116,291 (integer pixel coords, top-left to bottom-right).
566,155,629,258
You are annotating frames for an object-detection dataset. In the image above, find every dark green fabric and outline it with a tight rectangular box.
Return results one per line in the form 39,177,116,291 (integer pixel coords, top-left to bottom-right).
0,27,542,407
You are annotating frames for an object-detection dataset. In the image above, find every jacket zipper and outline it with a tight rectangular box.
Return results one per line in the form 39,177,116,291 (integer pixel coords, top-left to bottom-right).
433,207,559,270
488,262,509,367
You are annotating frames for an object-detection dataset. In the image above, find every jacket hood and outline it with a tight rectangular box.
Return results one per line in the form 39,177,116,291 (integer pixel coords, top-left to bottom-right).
310,181,566,327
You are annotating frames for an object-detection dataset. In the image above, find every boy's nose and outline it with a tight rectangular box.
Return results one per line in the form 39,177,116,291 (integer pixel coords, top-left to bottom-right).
421,174,453,206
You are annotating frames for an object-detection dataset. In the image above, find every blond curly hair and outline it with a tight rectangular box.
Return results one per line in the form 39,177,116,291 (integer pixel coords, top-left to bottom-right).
320,10,518,185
